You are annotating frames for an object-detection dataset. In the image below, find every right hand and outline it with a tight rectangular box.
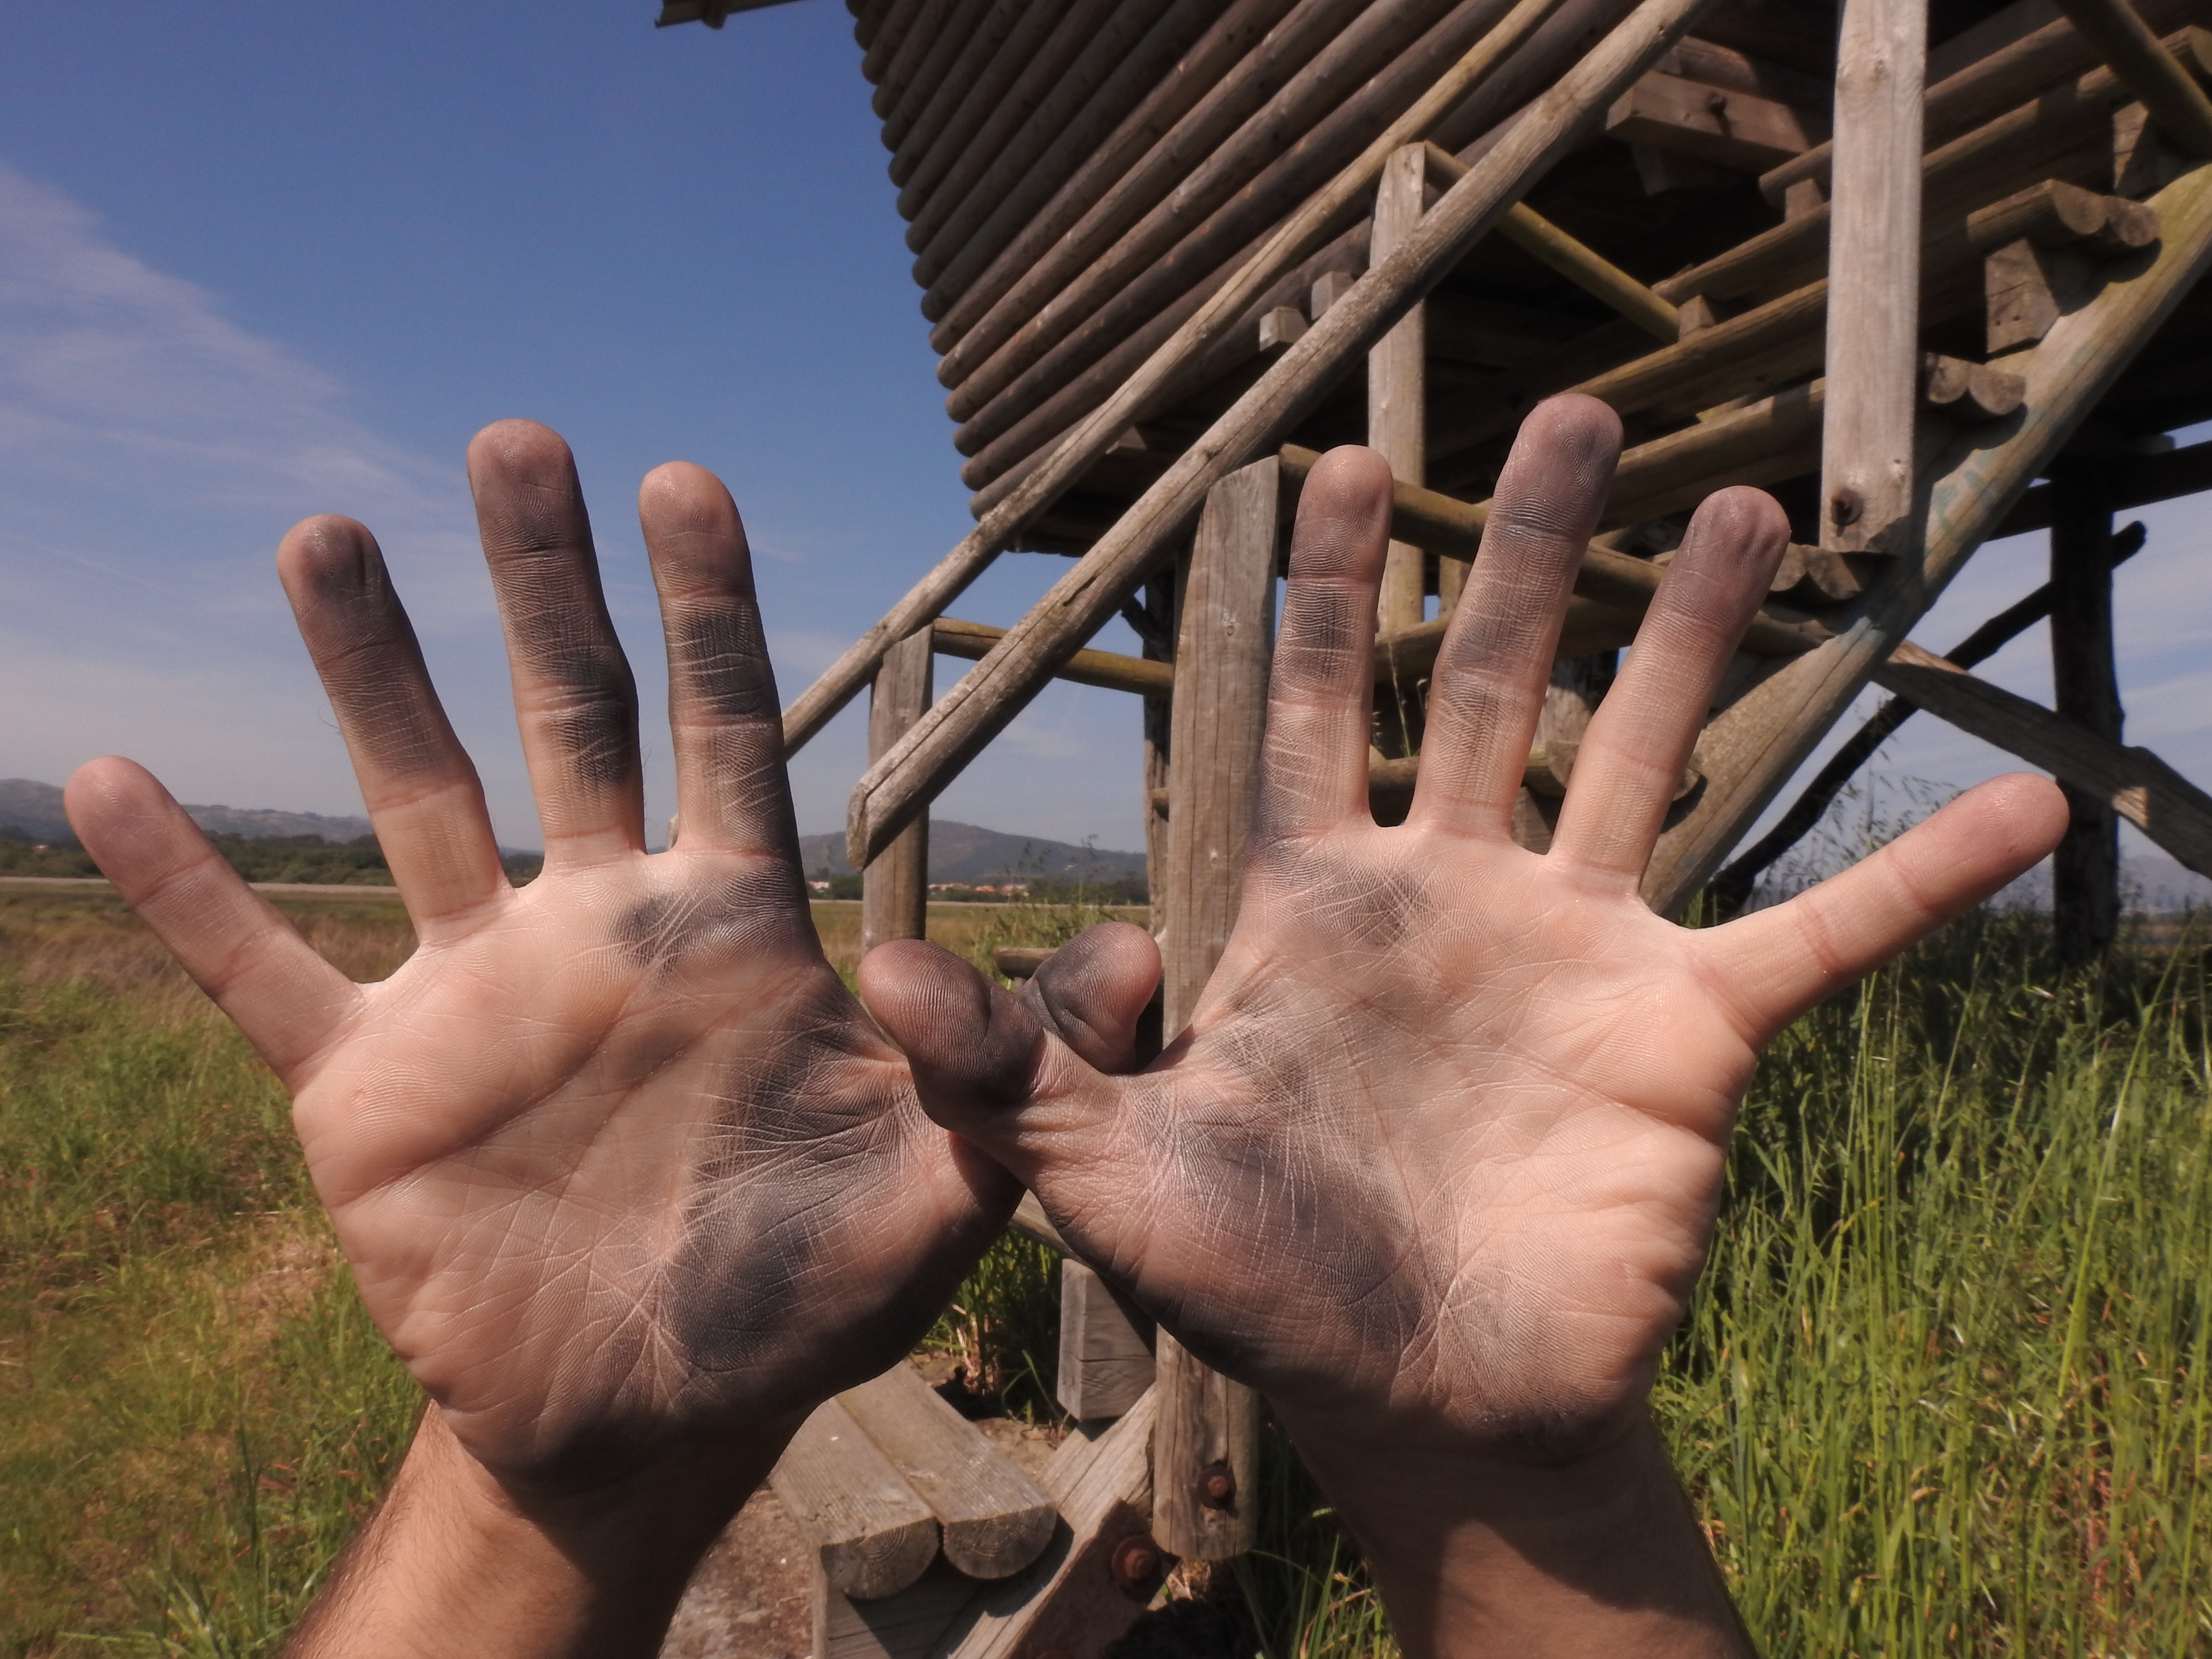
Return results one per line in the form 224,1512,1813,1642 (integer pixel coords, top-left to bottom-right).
66,421,1022,1494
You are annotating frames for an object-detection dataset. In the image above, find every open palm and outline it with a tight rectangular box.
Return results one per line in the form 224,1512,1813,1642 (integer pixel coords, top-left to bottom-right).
67,423,1016,1490
866,397,2062,1465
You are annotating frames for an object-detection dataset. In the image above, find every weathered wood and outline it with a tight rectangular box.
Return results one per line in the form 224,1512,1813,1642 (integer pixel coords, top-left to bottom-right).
885,0,1026,183
1152,460,1275,1563
879,0,993,145
843,0,1720,864
863,629,932,954
769,1399,941,1601
1009,1190,1071,1252
893,0,1086,224
2056,0,2212,152
902,0,1147,260
938,0,1483,409
1996,432,2212,529
783,0,1615,763
1058,1260,1159,1421
1921,351,2029,419
926,0,1371,339
859,0,930,83
816,1559,978,1659
1373,144,1431,632
2047,459,2125,959
1820,0,1927,558
1606,67,1831,169
1985,235,2099,350
871,0,958,121
1642,161,2212,915
1424,144,1680,337
1875,642,2212,875
932,618,1174,697
943,1389,1160,1659
1665,36,2205,308
1152,1336,1259,1561
838,1362,1058,1581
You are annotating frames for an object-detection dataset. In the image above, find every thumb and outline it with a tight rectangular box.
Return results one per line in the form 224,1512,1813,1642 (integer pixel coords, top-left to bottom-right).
857,936,1143,1185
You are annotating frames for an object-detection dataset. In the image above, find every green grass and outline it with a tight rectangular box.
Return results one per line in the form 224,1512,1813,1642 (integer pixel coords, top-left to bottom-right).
6,890,2212,1656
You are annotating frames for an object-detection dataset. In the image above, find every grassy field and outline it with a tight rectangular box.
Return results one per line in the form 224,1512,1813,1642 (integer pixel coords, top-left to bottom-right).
1,886,2206,1655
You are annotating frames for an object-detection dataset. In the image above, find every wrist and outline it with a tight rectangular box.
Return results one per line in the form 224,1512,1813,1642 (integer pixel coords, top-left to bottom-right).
286,1405,797,1659
1277,1410,1752,1659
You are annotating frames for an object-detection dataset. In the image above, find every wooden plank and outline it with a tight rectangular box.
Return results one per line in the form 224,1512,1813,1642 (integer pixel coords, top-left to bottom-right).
885,0,1027,183
838,1362,1058,1581
2046,460,2125,958
816,1559,980,1659
931,618,1173,697
863,629,932,954
1009,1190,1071,1253
1874,642,2212,876
1605,68,1830,169
1641,160,2212,915
1373,144,1431,633
2055,0,2212,152
1058,1259,1159,1422
840,0,1721,863
769,1398,941,1601
1820,0,1927,558
891,0,1084,221
1151,459,1275,1563
943,1390,1161,1659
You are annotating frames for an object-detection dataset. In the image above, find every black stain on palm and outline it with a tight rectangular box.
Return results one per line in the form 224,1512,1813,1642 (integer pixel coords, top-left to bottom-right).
616,863,807,971
668,604,780,722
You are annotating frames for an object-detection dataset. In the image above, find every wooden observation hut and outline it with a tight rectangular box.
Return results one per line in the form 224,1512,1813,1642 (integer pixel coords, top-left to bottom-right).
656,0,2212,1650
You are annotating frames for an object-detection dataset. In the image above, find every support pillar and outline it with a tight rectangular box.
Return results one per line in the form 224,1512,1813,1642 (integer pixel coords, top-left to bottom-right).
1370,145,1430,634
2050,461,2123,962
862,627,932,953
1153,459,1275,1563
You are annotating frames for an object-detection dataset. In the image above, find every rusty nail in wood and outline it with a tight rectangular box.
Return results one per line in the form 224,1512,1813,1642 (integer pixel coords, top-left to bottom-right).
1109,1534,1163,1593
1199,1460,1236,1509
1829,488,1863,528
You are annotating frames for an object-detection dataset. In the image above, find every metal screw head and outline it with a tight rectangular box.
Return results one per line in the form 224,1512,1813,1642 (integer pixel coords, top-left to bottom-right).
1829,487,1863,529
1198,1460,1237,1509
1109,1534,1163,1594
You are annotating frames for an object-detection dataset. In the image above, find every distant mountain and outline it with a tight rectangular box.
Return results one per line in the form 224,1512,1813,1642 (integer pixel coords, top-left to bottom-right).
0,778,373,845
797,820,1145,886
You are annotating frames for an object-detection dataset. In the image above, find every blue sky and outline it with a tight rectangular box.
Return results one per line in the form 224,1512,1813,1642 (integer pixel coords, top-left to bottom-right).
0,0,2207,874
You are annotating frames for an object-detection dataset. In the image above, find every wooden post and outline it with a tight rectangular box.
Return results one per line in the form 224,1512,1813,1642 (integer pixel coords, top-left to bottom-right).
1371,144,1429,634
1819,0,1927,557
2049,459,2123,962
1153,459,1275,1563
863,628,932,953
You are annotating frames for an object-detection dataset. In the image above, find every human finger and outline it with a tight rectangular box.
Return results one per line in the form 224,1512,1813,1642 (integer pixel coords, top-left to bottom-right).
276,516,508,934
856,941,1127,1189
638,461,793,858
1018,921,1161,1074
1250,445,1394,844
467,420,643,863
1697,774,2067,1040
64,758,359,1085
1408,395,1622,839
1545,487,1790,888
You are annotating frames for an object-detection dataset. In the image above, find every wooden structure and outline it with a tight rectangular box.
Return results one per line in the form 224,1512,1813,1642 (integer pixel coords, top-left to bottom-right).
659,0,2212,1644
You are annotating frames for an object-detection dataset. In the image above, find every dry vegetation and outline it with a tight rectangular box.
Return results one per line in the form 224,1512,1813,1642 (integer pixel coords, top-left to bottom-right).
2,884,2208,1655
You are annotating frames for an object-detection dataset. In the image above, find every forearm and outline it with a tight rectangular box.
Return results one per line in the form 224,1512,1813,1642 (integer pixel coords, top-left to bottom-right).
285,1406,791,1659
1284,1413,1755,1659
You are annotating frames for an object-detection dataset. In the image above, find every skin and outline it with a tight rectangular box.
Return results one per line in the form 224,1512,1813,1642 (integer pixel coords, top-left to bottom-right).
859,396,2068,1657
62,402,2066,1658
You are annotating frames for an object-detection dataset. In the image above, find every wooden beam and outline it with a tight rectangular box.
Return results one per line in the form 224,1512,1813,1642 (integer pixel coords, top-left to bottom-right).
1426,142,1681,337
885,0,1027,183
931,618,1172,697
782,0,1648,765
1605,68,1830,170
1820,0,1927,558
1874,642,2212,876
1373,144,1431,632
1996,433,2212,531
2046,459,2125,958
2054,0,2212,154
863,629,932,955
770,1399,941,1601
837,1362,1057,1582
1058,1260,1158,1422
1152,461,1275,1563
1642,160,2212,915
842,0,1722,863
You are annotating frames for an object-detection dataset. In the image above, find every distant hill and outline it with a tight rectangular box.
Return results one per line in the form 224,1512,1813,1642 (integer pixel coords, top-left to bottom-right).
0,778,374,845
797,820,1145,886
